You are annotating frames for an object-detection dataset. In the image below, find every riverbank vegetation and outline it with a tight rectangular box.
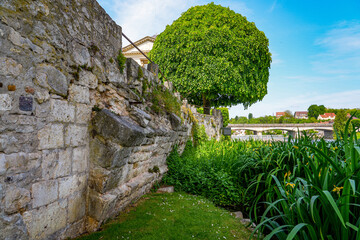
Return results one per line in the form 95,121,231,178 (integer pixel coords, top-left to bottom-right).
230,108,360,125
164,121,360,239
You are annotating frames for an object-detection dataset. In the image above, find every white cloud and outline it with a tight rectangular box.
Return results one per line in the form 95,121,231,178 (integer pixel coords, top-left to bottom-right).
270,51,282,65
269,0,277,13
312,21,360,75
315,21,360,53
98,0,252,46
113,0,198,45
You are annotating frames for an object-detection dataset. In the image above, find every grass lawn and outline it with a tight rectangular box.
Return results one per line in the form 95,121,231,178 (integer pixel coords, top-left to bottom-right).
75,192,252,240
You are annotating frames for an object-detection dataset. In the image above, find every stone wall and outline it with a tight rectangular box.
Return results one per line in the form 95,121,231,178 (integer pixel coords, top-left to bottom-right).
0,1,223,239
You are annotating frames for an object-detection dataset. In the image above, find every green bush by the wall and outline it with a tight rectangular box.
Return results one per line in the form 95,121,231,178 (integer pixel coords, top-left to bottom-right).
191,124,208,146
217,107,229,127
196,107,229,127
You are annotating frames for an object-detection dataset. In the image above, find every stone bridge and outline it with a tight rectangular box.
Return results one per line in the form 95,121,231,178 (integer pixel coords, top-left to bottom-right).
229,123,334,139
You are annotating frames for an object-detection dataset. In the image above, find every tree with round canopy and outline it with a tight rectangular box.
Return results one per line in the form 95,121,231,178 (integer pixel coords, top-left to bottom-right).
149,3,271,114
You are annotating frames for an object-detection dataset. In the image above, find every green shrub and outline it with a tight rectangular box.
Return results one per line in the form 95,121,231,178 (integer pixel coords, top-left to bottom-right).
351,119,360,129
149,85,181,117
137,66,144,79
117,50,126,73
217,107,229,127
191,124,208,146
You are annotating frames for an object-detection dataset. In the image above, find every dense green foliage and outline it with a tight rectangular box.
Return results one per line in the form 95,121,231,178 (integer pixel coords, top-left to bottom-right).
334,109,349,134
326,108,360,118
308,104,326,119
352,119,360,129
230,115,318,124
149,3,271,111
75,192,251,240
164,121,360,239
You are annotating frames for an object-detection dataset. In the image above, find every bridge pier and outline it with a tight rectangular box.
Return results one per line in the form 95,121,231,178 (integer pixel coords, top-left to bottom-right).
323,130,334,139
253,131,262,136
287,130,297,138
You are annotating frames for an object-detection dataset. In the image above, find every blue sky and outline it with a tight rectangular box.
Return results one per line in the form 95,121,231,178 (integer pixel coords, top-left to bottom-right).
97,0,360,118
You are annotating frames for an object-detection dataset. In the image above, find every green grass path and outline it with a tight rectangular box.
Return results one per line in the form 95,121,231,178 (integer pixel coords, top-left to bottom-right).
76,192,252,240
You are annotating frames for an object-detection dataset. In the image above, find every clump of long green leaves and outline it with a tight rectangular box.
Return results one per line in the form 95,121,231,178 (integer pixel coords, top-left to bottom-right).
250,119,360,239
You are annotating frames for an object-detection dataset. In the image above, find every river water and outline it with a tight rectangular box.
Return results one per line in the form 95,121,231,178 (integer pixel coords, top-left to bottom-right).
232,135,288,141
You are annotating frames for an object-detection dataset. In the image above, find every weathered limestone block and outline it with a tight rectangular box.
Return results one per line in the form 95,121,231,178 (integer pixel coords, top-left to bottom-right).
73,146,89,173
0,152,32,175
128,151,152,164
170,113,182,131
41,148,72,179
0,213,28,240
0,57,22,77
34,89,50,104
143,128,156,140
90,137,131,168
68,192,86,223
147,62,159,76
37,124,64,150
0,94,12,111
49,99,75,122
32,180,58,208
88,190,117,222
28,1,50,17
59,219,86,240
76,103,92,124
4,186,31,214
79,70,98,89
69,84,90,104
8,27,43,54
92,109,146,147
126,58,141,83
58,174,87,199
126,172,155,195
89,167,110,193
22,200,67,239
129,106,151,128
65,125,88,147
106,63,125,86
89,166,129,194
35,64,68,96
72,43,91,66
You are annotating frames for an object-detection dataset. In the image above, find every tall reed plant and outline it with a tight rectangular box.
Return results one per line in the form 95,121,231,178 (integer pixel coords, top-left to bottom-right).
250,121,360,239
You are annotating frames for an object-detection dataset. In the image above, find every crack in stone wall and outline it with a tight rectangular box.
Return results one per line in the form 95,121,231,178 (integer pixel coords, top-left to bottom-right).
0,1,223,239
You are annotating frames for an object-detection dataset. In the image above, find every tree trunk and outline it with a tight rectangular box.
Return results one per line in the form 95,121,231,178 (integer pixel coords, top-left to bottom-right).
202,94,211,115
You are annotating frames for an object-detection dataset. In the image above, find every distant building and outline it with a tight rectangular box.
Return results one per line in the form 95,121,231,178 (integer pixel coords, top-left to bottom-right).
276,112,286,118
122,35,156,67
318,113,336,121
294,111,308,119
347,113,358,119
